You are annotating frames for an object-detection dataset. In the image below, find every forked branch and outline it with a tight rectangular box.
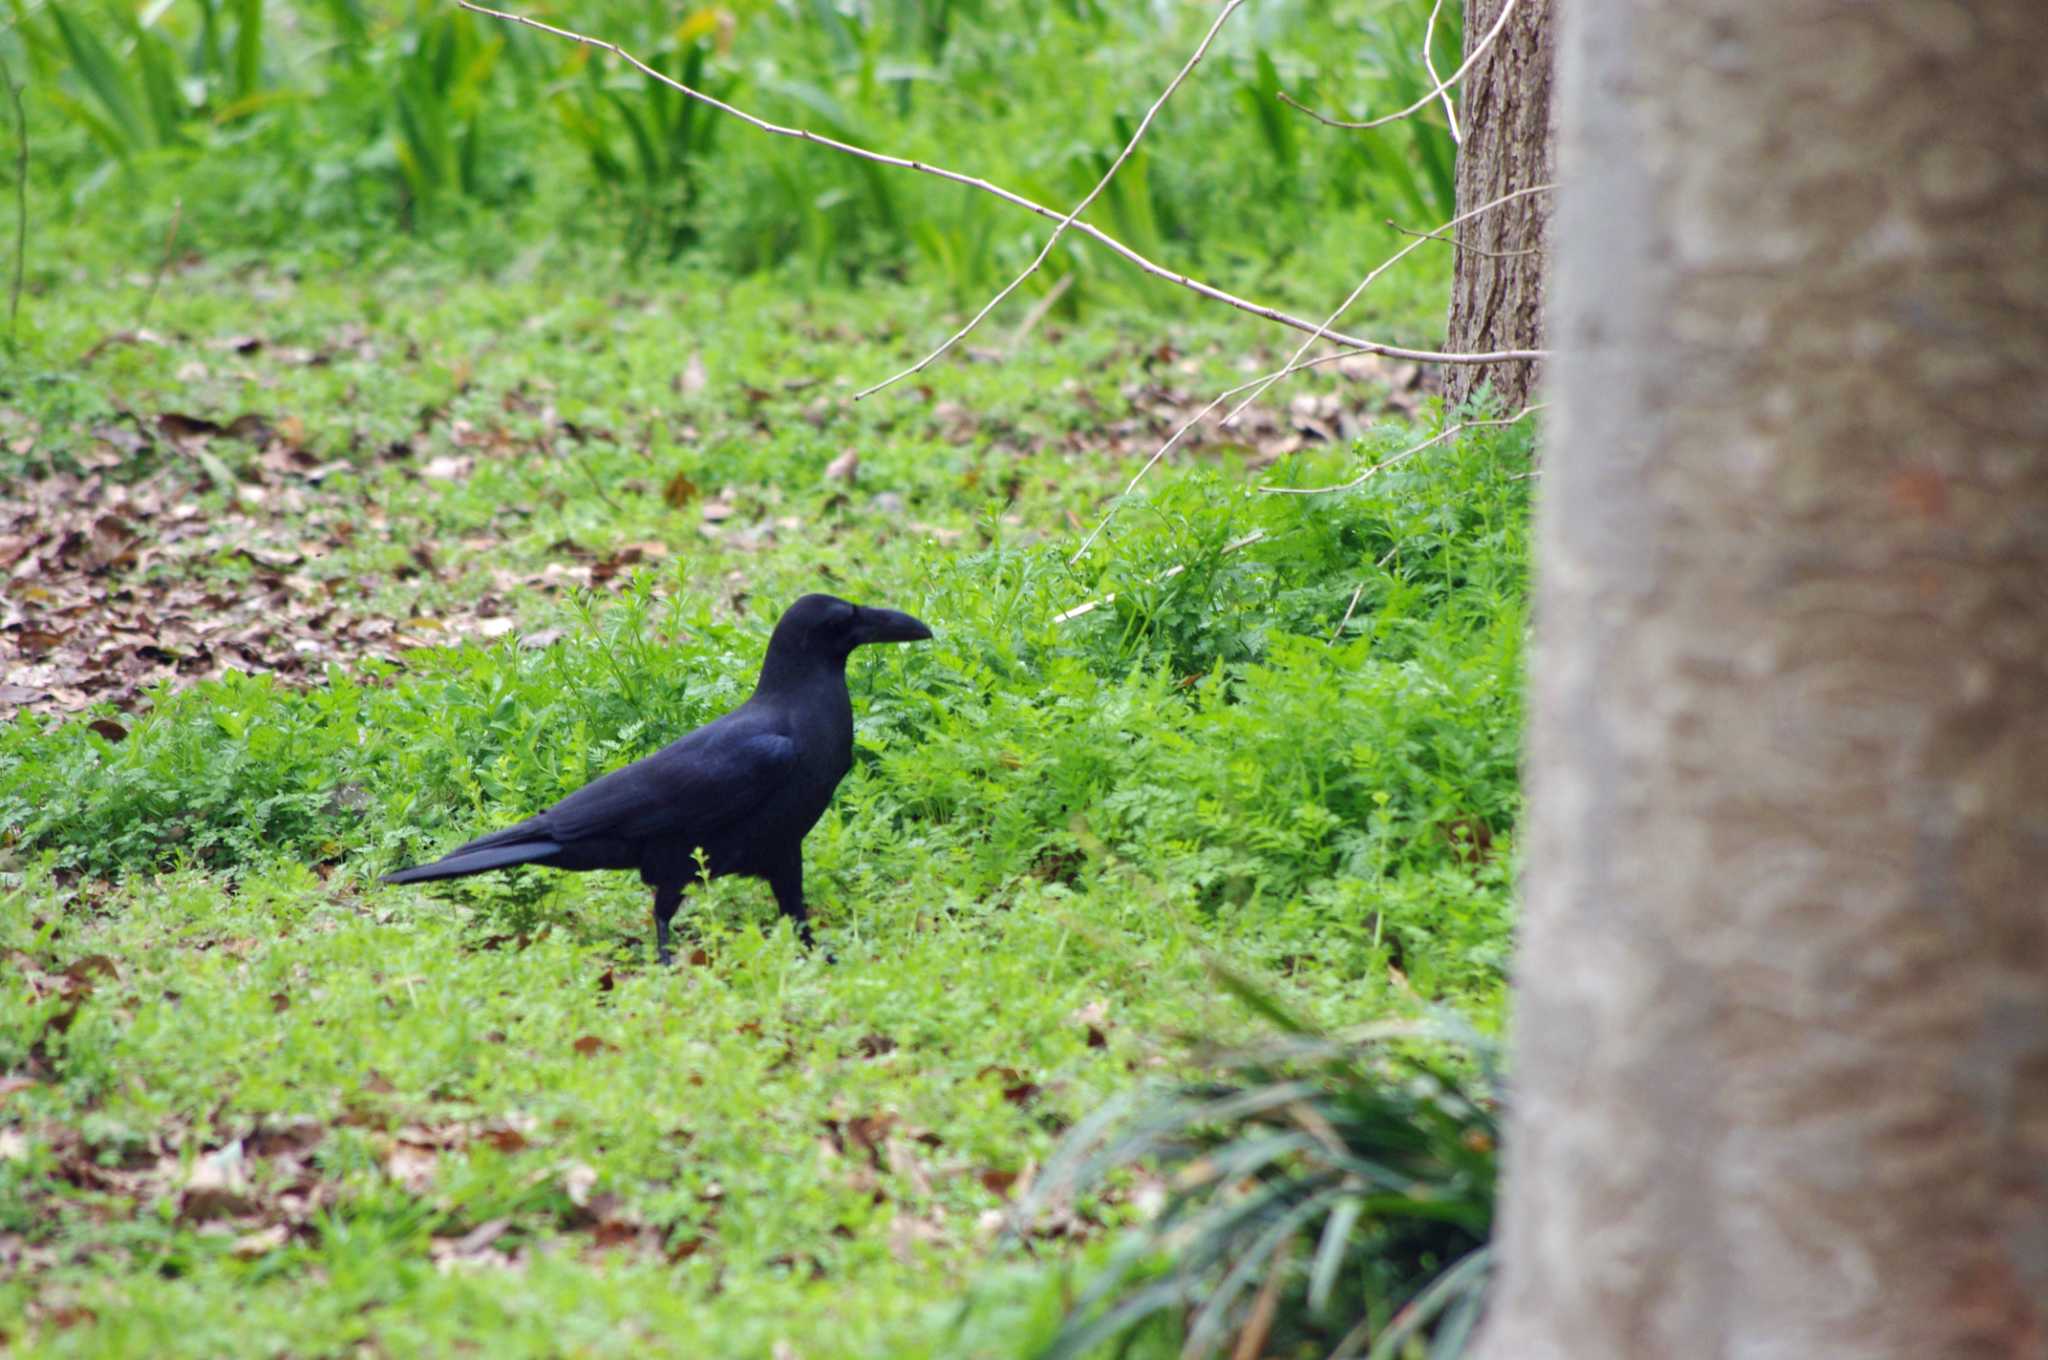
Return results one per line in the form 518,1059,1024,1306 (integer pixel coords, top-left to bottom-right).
1258,405,1546,496
1279,0,1519,133
857,0,1246,400
455,1,1543,369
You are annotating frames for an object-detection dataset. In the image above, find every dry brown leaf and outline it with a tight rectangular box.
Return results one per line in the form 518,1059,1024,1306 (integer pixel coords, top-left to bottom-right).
231,1224,291,1259
385,1142,438,1194
663,470,700,508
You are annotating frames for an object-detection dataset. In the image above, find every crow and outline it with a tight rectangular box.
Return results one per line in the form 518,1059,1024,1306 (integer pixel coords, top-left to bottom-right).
382,593,931,962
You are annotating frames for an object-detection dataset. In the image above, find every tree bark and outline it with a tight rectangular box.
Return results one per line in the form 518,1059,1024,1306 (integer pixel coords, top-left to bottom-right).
1441,0,1553,412
1480,1,2048,1357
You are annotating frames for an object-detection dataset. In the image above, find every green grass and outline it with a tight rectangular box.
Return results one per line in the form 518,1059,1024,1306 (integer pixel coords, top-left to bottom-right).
0,210,1530,1353
0,3,1528,1351
8,0,1460,314
0,224,1530,1354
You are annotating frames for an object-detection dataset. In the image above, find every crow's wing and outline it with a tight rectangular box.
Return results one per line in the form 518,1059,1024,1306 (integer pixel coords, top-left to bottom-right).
536,719,798,849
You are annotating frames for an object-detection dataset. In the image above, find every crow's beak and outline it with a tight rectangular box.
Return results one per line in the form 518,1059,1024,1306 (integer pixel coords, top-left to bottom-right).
855,606,933,645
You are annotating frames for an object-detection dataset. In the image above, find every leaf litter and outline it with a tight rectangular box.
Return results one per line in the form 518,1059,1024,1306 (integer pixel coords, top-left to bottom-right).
3,332,1420,722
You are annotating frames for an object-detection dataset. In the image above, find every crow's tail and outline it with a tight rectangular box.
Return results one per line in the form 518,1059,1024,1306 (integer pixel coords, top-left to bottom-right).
381,838,562,885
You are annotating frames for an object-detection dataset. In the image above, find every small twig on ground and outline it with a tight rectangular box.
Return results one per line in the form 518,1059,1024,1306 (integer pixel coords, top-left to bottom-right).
137,199,183,330
3,57,25,348
1278,0,1518,133
1053,530,1267,624
560,438,623,512
1006,272,1074,355
1387,216,1538,259
1328,543,1401,645
1421,0,1461,144
858,0,1245,400
1220,184,1553,430
1259,404,1546,497
1330,580,1369,644
455,1,1540,368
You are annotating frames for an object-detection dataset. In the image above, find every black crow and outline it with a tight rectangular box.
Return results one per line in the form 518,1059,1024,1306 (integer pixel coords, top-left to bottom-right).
382,593,931,962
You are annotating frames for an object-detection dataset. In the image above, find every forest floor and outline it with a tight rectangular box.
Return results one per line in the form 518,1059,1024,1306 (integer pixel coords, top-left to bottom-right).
0,231,1526,1358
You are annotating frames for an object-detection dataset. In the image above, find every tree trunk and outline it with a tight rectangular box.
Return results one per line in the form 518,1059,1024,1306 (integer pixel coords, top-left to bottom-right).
1440,0,1553,412
1480,0,2048,1356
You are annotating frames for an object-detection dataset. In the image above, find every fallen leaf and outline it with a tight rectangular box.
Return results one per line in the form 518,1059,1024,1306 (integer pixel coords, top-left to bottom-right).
572,1035,618,1057
663,470,700,508
182,1142,256,1220
561,1161,599,1208
479,1125,530,1154
385,1142,438,1194
231,1224,290,1259
444,1218,512,1256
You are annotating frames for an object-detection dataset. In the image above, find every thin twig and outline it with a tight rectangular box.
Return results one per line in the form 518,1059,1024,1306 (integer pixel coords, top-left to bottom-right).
1329,581,1368,644
1259,405,1546,496
1421,0,1461,145
1071,187,1548,563
455,1,1542,368
1220,184,1553,429
3,57,24,349
1006,272,1073,354
136,198,182,330
1387,215,1539,259
1279,0,1519,133
1068,349,1364,565
1053,530,1267,624
1327,543,1400,644
858,0,1244,400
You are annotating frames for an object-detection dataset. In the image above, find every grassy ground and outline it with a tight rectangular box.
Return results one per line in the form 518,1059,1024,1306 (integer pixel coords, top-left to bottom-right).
1,6,1528,1349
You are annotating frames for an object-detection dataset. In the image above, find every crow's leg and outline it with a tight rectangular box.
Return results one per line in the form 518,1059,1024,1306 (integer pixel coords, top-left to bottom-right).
653,881,684,965
767,858,827,958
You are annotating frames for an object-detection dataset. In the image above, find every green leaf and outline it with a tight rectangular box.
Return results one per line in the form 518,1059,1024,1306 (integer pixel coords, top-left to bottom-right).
50,6,145,153
231,0,265,102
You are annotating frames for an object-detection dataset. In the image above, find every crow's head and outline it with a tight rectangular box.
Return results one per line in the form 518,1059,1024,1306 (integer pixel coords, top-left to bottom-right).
770,593,932,663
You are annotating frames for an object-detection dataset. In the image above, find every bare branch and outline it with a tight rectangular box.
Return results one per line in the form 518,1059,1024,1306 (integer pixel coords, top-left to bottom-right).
1068,186,1553,563
856,0,1245,400
1054,530,1267,625
1387,216,1539,259
456,0,1542,368
1422,0,1462,145
1006,272,1073,355
1328,543,1403,643
1258,405,1546,497
1279,0,1519,133
1067,349,1365,565
1220,183,1553,430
